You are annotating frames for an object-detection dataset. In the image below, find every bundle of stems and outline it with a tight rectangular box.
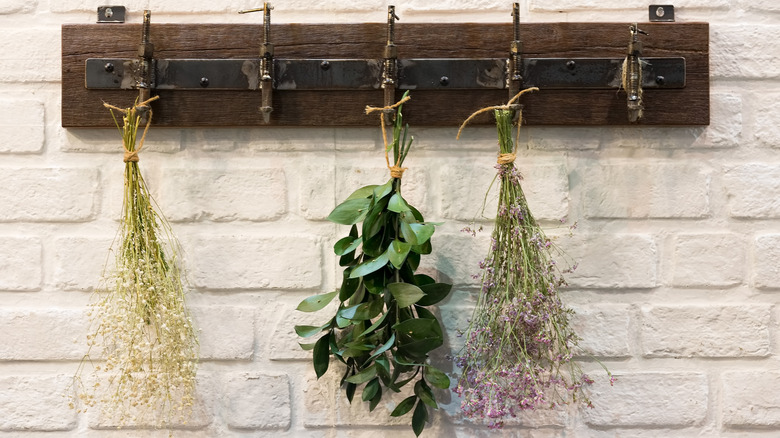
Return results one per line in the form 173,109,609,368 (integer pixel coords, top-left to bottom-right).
454,93,609,429
76,98,198,427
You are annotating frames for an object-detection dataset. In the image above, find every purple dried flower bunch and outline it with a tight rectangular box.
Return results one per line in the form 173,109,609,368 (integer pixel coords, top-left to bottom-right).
454,108,609,429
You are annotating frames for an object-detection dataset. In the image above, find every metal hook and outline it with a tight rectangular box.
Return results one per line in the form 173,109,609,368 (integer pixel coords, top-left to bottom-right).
382,5,399,125
136,10,155,120
625,23,647,123
507,2,523,117
240,3,274,123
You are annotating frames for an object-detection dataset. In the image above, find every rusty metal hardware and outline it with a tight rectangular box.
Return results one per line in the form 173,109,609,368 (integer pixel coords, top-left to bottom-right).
381,5,400,124
625,23,648,123
97,6,125,23
507,2,523,111
135,10,154,122
239,3,274,123
649,5,675,22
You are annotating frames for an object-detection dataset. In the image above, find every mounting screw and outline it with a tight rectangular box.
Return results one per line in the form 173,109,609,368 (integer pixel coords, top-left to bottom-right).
439,76,449,86
566,60,576,70
320,60,330,71
104,62,114,73
104,7,113,18
656,75,666,85
200,77,209,87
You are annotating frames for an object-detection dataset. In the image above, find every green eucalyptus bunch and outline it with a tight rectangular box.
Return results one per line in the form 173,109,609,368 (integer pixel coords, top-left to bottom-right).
296,92,451,436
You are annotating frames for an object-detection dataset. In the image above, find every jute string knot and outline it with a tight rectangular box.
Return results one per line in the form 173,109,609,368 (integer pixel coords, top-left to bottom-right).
456,87,538,164
365,95,412,179
103,95,160,163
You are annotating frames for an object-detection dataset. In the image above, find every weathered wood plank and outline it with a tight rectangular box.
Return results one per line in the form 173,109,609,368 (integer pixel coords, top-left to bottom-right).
62,22,708,127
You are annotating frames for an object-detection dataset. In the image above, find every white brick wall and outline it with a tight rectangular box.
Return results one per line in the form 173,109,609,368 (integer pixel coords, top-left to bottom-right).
1,1,779,436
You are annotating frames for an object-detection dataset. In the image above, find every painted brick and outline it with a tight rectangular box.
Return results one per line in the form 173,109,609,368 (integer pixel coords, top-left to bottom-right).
299,160,336,221
302,370,413,427
671,233,745,287
583,373,708,427
569,304,632,358
754,234,780,289
0,100,44,153
225,373,290,429
0,28,59,82
88,374,213,429
61,128,182,153
754,92,780,148
186,234,322,290
50,0,148,13
441,160,569,222
725,164,780,218
53,236,113,292
192,306,255,360
0,236,42,291
581,163,710,219
268,299,336,361
563,234,658,289
0,375,77,431
712,25,780,79
530,0,727,11
189,127,337,152
428,232,492,287
160,168,286,222
642,306,770,358
0,309,88,360
722,371,780,427
0,0,35,14
743,0,780,12
0,168,98,222
335,127,381,151
528,127,602,150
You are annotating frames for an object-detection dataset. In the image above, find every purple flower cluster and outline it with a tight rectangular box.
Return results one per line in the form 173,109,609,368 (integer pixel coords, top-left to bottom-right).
454,161,604,428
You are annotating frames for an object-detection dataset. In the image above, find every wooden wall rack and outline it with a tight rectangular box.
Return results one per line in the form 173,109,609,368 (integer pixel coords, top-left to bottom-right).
61,7,709,127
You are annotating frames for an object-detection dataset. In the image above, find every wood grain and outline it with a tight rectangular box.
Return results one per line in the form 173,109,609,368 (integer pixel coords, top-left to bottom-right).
62,22,709,127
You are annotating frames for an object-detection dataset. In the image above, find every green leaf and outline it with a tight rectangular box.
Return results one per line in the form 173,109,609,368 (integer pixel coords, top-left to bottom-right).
296,291,339,312
362,195,391,242
327,197,372,225
415,379,437,409
390,395,417,417
368,332,396,361
424,366,451,389
345,364,377,384
345,381,357,403
334,235,361,256
349,253,389,279
313,333,331,378
411,239,432,255
386,239,412,269
388,282,425,308
401,222,436,246
414,274,435,286
346,185,378,201
388,192,411,213
373,179,394,200
412,400,428,436
359,311,388,337
393,318,444,358
369,385,383,411
339,275,361,302
298,342,316,351
294,324,327,338
416,283,452,306
362,378,380,402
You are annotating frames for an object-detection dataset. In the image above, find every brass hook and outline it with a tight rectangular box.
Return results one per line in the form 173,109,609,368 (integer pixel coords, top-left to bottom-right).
625,23,648,123
240,3,274,123
382,5,399,125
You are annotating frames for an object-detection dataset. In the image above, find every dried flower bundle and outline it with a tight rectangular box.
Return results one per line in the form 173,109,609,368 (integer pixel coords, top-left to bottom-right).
74,99,198,427
454,93,610,429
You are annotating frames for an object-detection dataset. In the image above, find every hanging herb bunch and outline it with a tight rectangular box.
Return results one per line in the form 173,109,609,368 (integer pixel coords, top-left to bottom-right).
296,92,452,436
74,97,199,427
454,88,611,429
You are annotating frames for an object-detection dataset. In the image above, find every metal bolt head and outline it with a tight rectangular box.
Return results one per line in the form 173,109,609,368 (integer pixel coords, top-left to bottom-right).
656,6,665,17
104,62,115,73
566,60,576,70
200,77,209,87
439,76,449,86
320,60,330,71
655,75,666,85
105,7,113,18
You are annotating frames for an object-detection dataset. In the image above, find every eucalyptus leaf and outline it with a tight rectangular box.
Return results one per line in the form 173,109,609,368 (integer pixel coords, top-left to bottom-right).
388,282,425,308
298,342,316,351
359,311,388,337
294,324,327,338
412,400,428,437
368,332,396,361
390,395,417,417
346,381,357,403
362,378,380,402
387,239,412,269
349,253,389,279
296,291,338,312
424,366,451,389
313,334,331,378
388,192,412,213
334,235,361,256
415,380,437,409
346,184,378,201
373,179,394,200
369,385,383,411
339,276,361,302
345,364,377,384
416,283,452,306
327,197,372,225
